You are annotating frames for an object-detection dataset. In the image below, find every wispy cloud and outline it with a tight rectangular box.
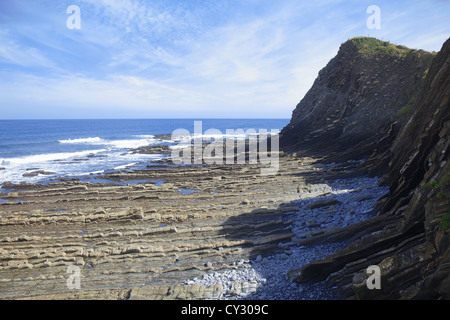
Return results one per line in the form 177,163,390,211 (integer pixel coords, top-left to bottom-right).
0,0,448,119
0,30,57,69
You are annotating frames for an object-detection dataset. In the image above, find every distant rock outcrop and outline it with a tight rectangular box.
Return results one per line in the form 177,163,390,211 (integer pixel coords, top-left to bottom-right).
282,37,449,299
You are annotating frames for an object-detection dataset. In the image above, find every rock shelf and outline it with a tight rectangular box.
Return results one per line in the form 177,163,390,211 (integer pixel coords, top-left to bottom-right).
0,152,389,300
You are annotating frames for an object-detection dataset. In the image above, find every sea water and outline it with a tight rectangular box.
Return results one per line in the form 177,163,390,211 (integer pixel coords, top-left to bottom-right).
0,119,289,185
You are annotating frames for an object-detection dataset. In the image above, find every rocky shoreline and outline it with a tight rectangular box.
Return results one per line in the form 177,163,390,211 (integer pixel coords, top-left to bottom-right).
0,143,388,300
2,36,448,301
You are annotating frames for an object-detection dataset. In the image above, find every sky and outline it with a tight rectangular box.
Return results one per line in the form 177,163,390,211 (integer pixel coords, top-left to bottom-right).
0,0,449,119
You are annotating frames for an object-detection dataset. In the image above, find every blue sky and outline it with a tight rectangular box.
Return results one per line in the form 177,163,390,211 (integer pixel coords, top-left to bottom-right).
0,0,449,119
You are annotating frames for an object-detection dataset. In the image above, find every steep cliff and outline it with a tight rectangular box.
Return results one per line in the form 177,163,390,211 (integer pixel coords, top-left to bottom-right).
281,37,434,165
283,37,450,299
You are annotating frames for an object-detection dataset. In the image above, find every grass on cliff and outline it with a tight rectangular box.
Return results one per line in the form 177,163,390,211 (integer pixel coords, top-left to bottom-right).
422,171,450,231
396,86,419,117
350,37,413,57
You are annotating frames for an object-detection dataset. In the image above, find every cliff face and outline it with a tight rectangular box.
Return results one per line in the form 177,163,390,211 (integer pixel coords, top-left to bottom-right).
281,37,434,164
283,37,450,299
367,36,450,299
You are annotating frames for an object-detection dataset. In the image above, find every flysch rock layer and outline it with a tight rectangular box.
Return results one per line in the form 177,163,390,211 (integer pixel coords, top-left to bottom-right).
280,37,435,167
0,151,388,300
285,37,450,300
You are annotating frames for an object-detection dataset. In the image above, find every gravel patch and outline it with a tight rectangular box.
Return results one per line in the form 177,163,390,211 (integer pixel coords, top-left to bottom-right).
184,175,389,300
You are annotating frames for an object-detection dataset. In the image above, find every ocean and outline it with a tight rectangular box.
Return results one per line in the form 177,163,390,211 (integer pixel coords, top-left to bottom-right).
0,119,289,186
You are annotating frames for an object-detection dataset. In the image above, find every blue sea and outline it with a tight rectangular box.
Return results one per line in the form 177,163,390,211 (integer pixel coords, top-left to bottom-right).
0,119,289,186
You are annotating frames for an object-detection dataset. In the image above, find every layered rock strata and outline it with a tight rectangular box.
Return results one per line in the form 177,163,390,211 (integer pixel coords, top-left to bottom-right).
1,152,385,300
280,37,434,164
287,37,449,300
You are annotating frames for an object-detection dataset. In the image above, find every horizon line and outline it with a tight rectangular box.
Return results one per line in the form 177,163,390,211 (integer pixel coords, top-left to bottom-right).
0,117,291,121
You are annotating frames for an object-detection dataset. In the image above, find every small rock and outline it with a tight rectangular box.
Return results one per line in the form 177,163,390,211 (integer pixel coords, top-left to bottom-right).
129,208,144,220
312,229,325,236
121,245,142,254
286,269,302,282
18,235,32,242
306,219,321,228
307,198,342,209
7,192,19,198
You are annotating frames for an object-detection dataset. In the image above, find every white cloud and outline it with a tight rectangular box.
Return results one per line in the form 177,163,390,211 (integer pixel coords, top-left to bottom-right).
0,1,356,118
0,0,448,119
0,30,57,69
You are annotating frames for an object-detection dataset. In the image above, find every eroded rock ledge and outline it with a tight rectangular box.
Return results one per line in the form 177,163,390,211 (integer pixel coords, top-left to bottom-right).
1,151,388,300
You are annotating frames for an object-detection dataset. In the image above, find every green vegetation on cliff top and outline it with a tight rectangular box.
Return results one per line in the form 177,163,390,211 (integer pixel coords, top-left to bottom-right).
350,37,415,57
348,37,435,119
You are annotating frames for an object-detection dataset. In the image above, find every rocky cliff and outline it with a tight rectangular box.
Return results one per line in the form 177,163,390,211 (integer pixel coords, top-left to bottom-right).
282,37,450,299
281,37,434,165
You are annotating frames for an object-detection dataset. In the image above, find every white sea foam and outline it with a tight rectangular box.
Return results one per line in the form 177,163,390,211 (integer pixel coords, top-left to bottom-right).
0,149,107,167
1,132,165,185
58,137,104,144
105,139,156,149
0,151,164,185
114,162,137,170
78,170,105,176
168,132,257,150
58,136,157,149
